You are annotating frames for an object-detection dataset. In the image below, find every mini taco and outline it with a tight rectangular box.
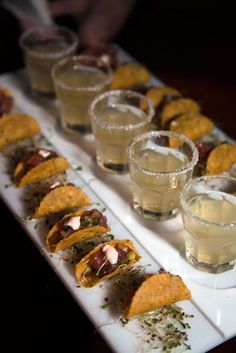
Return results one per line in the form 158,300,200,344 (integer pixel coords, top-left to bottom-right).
14,148,70,186
75,239,141,287
160,98,200,128
170,113,214,142
206,143,236,175
33,184,92,218
145,86,181,110
46,208,110,252
111,63,150,90
0,87,14,116
123,272,191,319
0,113,41,150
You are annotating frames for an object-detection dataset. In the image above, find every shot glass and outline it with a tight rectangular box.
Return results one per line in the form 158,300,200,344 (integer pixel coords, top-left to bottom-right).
89,90,154,173
128,130,199,221
19,25,78,95
180,175,236,273
52,55,112,134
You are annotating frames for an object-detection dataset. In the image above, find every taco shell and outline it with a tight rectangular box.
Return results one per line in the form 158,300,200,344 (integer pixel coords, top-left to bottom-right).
170,113,214,142
0,113,41,150
14,156,70,187
124,272,191,319
75,239,141,287
111,63,150,89
33,185,92,218
161,98,200,127
46,209,110,252
206,143,236,175
146,86,181,109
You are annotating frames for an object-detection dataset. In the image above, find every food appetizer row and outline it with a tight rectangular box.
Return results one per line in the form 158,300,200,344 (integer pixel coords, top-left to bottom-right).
0,107,192,321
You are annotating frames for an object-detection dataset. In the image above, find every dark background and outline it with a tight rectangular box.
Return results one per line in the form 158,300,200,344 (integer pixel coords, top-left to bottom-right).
1,0,236,352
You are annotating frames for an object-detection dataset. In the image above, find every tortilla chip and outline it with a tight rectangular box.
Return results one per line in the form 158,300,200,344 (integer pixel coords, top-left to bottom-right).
46,209,110,252
75,239,141,287
161,98,200,127
111,63,150,89
145,86,181,109
124,272,191,319
14,156,70,187
0,113,41,149
206,143,236,175
34,185,92,218
169,113,214,148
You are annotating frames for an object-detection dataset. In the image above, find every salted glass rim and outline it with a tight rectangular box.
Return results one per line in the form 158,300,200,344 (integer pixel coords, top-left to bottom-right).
127,130,199,176
19,24,79,58
89,89,154,130
52,54,113,91
180,175,236,228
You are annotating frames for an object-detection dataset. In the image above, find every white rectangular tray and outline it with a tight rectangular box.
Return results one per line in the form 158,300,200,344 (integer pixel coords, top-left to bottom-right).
0,50,235,353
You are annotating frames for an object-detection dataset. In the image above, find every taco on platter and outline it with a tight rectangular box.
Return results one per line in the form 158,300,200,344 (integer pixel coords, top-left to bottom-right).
14,148,70,186
123,272,191,319
33,183,92,218
46,208,110,252
111,63,150,90
75,239,141,287
206,143,236,175
0,113,40,150
170,113,214,143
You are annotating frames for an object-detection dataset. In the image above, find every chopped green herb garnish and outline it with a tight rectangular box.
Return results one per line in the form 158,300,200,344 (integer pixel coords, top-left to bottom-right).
75,166,83,171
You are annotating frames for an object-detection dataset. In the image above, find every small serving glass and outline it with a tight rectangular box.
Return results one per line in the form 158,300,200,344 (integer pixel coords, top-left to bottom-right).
180,175,236,273
128,130,199,221
52,55,112,134
19,25,78,95
89,90,154,173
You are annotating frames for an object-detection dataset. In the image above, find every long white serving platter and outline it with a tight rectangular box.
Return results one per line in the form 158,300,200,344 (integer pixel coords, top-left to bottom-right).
0,49,235,353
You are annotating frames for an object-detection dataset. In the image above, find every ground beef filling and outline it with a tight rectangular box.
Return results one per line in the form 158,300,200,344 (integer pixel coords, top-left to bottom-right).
88,245,130,277
49,209,108,245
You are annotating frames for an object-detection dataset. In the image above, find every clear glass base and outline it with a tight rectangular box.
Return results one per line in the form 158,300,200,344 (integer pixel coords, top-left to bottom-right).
133,202,178,221
97,157,128,174
186,253,235,274
31,87,55,98
61,121,91,134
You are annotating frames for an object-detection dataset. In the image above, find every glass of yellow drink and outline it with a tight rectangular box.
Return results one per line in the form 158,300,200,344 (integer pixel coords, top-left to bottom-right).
180,175,236,273
19,25,78,95
89,90,154,173
52,55,112,134
128,130,198,221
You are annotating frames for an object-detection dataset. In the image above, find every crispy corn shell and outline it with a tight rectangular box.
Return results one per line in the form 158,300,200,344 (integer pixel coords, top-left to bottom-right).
170,113,214,142
33,185,92,218
146,86,181,108
161,98,200,127
124,272,191,319
0,113,41,149
206,143,236,175
14,156,70,187
111,63,150,89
